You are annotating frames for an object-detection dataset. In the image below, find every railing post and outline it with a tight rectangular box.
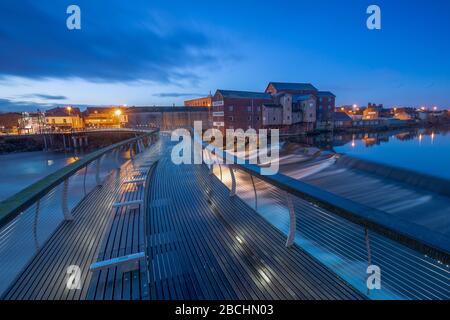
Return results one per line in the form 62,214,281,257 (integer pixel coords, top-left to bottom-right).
115,148,121,170
250,173,258,210
365,227,373,295
285,191,296,247
83,165,88,196
62,178,74,221
95,157,102,186
33,199,41,251
229,166,236,197
129,143,133,160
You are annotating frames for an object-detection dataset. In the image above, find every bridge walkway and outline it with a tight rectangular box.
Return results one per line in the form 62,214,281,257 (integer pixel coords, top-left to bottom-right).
3,141,161,300
146,139,364,300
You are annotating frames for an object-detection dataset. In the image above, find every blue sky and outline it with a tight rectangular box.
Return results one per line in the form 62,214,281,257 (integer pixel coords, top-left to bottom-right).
0,0,449,111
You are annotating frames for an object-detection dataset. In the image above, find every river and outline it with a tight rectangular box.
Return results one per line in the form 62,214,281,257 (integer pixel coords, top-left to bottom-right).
0,151,80,201
333,128,450,180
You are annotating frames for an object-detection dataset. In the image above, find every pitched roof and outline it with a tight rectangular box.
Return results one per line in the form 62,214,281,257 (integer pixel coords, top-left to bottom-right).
317,91,336,97
216,90,272,100
46,107,81,117
267,82,318,92
334,112,352,121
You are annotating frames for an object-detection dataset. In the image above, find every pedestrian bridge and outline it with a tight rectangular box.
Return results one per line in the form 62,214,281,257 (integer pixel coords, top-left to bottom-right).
0,130,448,300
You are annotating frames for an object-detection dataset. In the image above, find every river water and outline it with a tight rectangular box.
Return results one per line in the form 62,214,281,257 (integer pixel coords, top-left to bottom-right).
333,128,450,180
0,151,80,201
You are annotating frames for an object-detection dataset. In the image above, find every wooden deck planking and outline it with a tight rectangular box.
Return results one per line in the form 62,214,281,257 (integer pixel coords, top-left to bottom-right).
3,142,161,300
146,140,365,300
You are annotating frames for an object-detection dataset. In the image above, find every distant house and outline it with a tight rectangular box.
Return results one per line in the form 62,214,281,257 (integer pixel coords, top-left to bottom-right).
333,112,353,128
83,107,127,128
0,112,22,134
45,107,84,131
18,112,46,134
363,107,379,120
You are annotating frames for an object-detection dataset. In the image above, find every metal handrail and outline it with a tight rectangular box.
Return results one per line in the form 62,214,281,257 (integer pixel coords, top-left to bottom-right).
0,129,159,228
195,130,450,264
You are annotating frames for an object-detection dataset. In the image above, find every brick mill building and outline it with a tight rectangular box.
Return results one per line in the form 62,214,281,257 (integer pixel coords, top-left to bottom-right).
212,82,336,133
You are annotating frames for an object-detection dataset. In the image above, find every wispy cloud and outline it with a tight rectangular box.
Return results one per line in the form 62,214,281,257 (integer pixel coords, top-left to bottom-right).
0,98,87,112
19,93,68,100
0,0,227,84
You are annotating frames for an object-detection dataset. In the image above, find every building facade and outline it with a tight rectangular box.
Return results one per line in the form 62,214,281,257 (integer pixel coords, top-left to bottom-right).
212,82,335,134
126,106,211,131
316,91,336,130
45,107,84,131
212,90,273,133
0,112,22,134
83,107,128,128
18,112,46,134
184,95,213,107
265,82,335,131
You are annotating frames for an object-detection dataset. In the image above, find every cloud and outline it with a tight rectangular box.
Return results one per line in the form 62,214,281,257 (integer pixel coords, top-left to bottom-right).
0,0,225,84
20,94,68,100
0,98,87,112
0,98,53,112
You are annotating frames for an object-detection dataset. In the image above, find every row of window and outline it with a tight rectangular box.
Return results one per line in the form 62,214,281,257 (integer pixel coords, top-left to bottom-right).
227,116,260,122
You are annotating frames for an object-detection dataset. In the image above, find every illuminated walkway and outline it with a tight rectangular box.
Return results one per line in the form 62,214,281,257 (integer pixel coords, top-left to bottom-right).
145,140,364,300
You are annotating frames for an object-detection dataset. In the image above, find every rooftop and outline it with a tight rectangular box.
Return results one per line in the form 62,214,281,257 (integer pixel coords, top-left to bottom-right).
46,106,81,117
216,89,272,100
317,91,336,97
334,112,352,121
266,82,318,92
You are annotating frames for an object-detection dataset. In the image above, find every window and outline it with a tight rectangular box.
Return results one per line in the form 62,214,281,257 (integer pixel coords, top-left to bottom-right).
248,116,252,121
228,106,234,112
247,106,252,112
229,116,234,121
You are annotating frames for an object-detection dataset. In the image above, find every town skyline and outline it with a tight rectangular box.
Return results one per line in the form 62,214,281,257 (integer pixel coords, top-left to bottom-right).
1,0,450,112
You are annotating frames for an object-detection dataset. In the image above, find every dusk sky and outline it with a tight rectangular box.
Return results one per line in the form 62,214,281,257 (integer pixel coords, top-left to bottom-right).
0,0,449,111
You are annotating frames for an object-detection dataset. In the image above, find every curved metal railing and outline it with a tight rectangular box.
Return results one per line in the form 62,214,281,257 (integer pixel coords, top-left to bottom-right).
0,129,159,296
195,130,450,300
0,129,158,227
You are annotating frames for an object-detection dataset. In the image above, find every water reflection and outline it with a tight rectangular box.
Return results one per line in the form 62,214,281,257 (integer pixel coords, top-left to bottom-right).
0,151,81,201
333,128,450,180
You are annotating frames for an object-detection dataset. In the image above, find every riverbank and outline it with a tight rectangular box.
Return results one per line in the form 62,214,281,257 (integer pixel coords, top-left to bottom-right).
0,131,135,154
